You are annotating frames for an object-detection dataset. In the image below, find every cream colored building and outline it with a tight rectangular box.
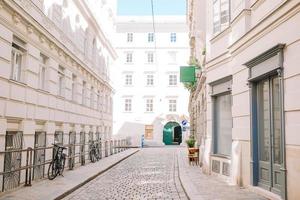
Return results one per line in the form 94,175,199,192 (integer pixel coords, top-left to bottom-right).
0,0,116,192
112,16,190,147
188,0,300,199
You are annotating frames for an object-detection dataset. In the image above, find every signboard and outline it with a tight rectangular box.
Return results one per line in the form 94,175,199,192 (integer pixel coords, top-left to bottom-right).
180,66,196,83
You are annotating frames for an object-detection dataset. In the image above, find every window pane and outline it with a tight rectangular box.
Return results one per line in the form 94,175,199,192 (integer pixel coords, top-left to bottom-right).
257,80,270,162
215,93,232,156
272,77,281,164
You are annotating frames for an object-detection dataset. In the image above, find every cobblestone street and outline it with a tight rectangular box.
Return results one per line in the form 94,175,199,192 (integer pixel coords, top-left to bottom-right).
63,147,187,200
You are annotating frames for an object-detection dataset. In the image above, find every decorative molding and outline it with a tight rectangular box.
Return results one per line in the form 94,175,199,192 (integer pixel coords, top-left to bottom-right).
12,12,21,24
27,24,33,34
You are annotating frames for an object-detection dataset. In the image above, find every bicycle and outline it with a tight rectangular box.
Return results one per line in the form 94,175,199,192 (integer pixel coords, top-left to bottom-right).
48,144,66,180
89,141,100,163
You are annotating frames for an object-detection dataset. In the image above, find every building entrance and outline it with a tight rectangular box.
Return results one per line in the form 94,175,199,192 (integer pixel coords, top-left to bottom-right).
163,122,182,145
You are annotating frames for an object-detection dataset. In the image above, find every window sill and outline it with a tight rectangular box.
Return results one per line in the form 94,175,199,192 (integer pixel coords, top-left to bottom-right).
37,88,50,94
210,26,231,44
211,153,231,160
9,79,27,87
124,63,134,65
57,95,65,100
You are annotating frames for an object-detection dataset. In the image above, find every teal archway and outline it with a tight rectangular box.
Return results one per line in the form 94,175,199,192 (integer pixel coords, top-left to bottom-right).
163,122,182,145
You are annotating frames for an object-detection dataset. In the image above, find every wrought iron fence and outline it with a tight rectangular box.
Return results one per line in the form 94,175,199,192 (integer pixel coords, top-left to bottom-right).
0,139,129,193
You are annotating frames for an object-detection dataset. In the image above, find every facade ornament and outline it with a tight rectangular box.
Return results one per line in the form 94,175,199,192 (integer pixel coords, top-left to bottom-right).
12,12,21,24
27,25,33,34
49,42,55,50
277,68,283,77
39,35,45,43
0,0,4,9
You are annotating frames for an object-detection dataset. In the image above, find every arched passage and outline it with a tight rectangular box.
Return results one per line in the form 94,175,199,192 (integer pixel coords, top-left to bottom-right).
163,122,182,145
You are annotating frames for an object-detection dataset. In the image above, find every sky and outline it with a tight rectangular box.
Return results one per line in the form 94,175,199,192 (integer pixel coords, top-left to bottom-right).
117,0,186,16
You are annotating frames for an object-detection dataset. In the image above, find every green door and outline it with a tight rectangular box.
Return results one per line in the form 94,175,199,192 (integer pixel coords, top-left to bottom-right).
163,122,181,145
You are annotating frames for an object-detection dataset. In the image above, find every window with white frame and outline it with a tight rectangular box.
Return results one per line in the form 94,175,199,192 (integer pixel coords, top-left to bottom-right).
90,86,94,108
127,33,133,42
11,37,26,82
168,51,177,63
71,74,76,101
58,66,65,97
82,81,86,105
168,74,177,86
97,90,101,111
124,98,132,112
170,33,176,42
125,74,133,86
148,33,154,42
39,54,48,90
147,52,154,63
146,98,153,112
126,52,133,63
146,74,154,86
169,99,177,112
213,0,230,34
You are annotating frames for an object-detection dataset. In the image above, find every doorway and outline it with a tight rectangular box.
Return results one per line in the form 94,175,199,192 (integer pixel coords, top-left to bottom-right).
253,76,284,195
163,122,182,145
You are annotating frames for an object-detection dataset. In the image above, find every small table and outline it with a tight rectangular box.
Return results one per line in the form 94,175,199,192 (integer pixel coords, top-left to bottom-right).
188,148,199,165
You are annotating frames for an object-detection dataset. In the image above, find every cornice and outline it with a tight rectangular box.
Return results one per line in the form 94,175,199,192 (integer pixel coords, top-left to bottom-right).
74,0,118,60
2,0,113,91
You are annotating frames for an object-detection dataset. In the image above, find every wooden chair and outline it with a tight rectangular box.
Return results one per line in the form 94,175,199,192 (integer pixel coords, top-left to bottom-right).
188,148,199,165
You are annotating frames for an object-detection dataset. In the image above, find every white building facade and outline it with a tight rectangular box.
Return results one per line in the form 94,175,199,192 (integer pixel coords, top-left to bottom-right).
112,16,190,146
187,0,300,199
0,0,116,192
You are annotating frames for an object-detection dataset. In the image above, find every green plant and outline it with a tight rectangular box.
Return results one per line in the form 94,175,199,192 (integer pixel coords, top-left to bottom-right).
186,138,196,148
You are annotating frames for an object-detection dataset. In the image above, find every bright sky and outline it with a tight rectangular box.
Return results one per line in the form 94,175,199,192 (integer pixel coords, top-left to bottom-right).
117,0,186,16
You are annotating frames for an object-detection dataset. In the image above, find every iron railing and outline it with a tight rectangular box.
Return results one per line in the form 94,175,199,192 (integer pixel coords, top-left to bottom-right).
0,139,129,192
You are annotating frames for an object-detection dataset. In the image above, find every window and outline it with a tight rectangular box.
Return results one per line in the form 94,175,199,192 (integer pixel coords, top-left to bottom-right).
146,98,153,112
213,93,232,156
90,86,94,108
39,54,48,90
169,99,177,112
92,38,96,64
11,37,26,82
213,0,230,34
97,90,101,111
124,98,132,112
58,66,65,97
148,33,154,42
82,81,86,105
168,51,177,63
147,52,154,63
72,75,76,101
125,74,133,86
146,74,154,86
168,74,177,86
170,33,176,42
127,33,133,42
126,52,133,63
83,36,88,56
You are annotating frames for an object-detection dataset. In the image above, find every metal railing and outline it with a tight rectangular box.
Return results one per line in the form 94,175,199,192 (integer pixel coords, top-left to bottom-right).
0,139,129,192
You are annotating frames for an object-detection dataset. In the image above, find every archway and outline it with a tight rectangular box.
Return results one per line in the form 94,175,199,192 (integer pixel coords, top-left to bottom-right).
163,122,182,145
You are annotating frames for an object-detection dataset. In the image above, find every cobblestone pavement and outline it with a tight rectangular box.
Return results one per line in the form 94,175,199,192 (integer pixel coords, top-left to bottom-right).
63,147,187,200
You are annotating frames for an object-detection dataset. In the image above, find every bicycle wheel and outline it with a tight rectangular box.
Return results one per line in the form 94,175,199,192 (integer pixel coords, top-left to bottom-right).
59,155,66,175
90,150,96,163
48,161,58,180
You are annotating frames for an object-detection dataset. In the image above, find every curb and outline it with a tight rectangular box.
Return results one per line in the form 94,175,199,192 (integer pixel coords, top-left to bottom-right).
176,151,191,200
54,149,140,200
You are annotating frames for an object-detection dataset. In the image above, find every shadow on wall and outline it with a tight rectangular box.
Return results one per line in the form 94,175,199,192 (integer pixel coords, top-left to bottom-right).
115,121,145,147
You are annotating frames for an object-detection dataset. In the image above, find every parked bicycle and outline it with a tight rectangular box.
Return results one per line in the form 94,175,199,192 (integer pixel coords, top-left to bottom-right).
48,144,66,180
89,141,100,163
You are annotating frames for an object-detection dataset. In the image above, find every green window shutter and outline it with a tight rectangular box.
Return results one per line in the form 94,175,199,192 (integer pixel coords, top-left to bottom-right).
180,66,196,83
